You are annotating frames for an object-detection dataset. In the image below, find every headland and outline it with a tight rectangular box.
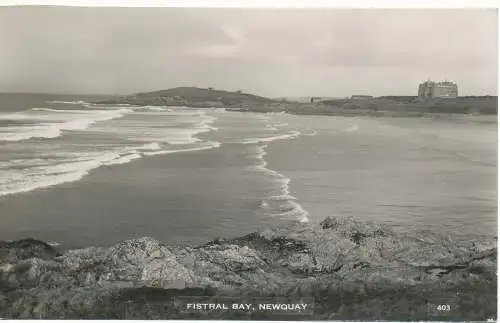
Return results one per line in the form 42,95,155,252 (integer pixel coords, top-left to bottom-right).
94,87,498,118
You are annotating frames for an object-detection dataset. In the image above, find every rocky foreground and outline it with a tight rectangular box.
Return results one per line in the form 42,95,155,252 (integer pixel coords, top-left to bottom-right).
0,217,497,320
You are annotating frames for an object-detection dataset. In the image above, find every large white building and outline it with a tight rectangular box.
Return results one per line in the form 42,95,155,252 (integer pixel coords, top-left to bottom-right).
418,80,458,99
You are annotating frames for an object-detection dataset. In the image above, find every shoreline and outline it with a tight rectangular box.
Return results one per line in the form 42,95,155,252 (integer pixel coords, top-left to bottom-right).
0,216,496,320
91,87,497,120
95,101,499,121
228,107,497,119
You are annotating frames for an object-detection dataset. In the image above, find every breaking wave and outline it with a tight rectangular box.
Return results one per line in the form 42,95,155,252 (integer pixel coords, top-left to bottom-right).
249,144,309,223
46,100,88,105
240,131,301,144
143,141,221,156
0,106,221,197
0,152,124,197
0,108,132,142
134,106,174,113
240,113,309,222
265,111,287,116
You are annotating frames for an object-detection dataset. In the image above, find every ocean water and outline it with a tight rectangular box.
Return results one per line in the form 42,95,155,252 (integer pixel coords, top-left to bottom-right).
0,94,497,248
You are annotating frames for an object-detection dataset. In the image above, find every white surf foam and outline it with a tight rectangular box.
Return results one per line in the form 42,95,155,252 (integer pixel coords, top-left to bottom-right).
0,125,61,141
265,111,287,116
0,137,219,197
345,124,359,132
246,116,313,223
135,106,173,113
280,200,309,222
127,128,210,145
241,131,301,144
46,100,88,105
268,194,298,201
248,144,309,223
142,114,218,144
0,113,50,121
102,153,142,166
196,115,219,131
0,108,132,142
0,145,156,197
33,108,80,113
0,153,117,197
99,111,219,145
265,123,278,131
302,129,318,137
138,142,162,151
0,107,222,197
143,141,221,156
0,158,56,168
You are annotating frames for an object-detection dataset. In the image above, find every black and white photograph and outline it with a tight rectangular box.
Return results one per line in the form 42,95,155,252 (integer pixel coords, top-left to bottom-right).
0,2,498,321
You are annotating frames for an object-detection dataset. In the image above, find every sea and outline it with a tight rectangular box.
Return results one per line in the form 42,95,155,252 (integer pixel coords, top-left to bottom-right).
0,93,497,249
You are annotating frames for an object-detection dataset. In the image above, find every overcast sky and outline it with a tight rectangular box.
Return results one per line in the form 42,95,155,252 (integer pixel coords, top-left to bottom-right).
0,7,497,97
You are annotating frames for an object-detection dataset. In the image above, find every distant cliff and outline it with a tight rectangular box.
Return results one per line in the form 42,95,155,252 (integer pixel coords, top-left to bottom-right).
0,216,496,320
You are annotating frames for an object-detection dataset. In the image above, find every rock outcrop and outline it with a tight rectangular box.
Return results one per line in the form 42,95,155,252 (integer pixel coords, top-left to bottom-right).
0,216,496,320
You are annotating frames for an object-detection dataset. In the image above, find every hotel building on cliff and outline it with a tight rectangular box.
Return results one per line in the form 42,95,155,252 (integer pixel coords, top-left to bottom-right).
418,80,458,100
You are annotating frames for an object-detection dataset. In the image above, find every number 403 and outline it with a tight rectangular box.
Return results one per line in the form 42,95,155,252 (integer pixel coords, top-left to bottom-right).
437,304,451,311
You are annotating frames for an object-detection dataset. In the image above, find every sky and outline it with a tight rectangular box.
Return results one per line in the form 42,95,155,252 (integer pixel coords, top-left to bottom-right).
0,7,497,97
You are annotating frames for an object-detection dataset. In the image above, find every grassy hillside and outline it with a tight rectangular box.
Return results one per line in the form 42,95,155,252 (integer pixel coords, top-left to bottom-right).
135,87,272,103
93,88,497,116
95,87,275,108
320,96,498,115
